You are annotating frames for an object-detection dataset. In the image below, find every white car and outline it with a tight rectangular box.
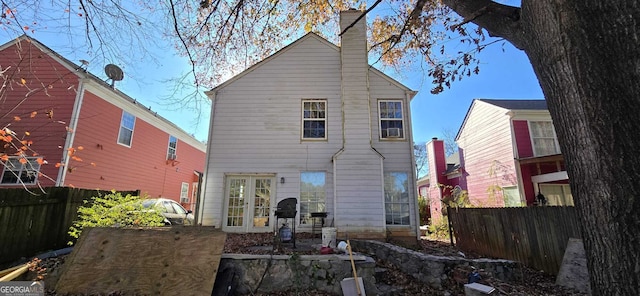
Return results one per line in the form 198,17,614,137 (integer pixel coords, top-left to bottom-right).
141,198,195,225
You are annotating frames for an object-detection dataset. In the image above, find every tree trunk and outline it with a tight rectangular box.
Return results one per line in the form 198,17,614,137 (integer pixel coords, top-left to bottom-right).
519,2,640,294
445,1,640,294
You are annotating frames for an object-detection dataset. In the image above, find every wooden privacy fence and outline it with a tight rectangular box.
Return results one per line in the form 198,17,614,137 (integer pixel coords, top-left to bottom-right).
0,187,139,265
448,206,582,275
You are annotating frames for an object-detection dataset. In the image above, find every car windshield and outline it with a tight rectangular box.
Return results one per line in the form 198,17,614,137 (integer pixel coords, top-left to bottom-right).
141,200,157,208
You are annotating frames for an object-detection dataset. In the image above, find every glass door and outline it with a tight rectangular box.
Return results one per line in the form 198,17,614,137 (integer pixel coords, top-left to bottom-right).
224,175,274,232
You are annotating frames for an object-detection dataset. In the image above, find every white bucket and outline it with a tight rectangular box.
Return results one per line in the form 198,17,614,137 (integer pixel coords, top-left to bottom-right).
322,227,337,248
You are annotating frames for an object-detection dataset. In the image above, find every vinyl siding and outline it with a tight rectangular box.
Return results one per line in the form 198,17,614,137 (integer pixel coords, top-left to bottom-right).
457,101,517,206
0,41,78,187
66,90,205,200
202,33,416,237
202,36,342,228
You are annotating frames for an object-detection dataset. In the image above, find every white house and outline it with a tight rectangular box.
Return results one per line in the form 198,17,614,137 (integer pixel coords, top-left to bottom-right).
198,9,419,240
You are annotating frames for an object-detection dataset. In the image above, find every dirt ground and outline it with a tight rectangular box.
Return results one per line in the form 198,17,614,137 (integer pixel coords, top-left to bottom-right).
32,232,586,295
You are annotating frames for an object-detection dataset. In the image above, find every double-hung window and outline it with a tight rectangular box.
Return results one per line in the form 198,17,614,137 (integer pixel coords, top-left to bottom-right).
117,111,136,146
167,135,177,160
378,100,405,139
529,121,560,156
1,157,41,185
300,172,326,225
302,100,326,140
384,172,410,225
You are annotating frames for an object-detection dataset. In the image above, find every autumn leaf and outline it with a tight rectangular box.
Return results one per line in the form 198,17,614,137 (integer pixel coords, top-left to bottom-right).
0,155,8,161
20,78,26,85
36,158,44,165
55,163,62,168
14,116,21,121
90,162,97,167
77,146,84,150
68,184,75,188
19,158,27,164
25,131,31,136
71,156,83,162
30,111,37,118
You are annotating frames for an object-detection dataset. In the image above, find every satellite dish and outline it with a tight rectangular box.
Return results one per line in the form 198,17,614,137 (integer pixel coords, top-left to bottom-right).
104,64,124,87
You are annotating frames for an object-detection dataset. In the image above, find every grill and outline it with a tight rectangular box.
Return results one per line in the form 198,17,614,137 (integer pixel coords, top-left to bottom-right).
274,198,297,248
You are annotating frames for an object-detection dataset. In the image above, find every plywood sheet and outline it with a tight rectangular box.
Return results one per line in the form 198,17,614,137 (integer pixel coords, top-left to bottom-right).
56,226,225,295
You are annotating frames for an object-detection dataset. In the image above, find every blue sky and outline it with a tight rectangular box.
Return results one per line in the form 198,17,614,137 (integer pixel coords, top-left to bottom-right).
1,2,541,145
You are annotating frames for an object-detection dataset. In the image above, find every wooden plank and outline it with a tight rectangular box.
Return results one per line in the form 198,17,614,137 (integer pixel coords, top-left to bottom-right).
56,226,225,295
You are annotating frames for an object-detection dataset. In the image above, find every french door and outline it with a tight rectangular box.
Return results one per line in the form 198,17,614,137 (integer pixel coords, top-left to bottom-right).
223,175,275,232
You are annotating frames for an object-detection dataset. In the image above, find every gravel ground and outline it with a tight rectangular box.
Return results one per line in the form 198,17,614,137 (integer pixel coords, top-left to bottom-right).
27,233,586,295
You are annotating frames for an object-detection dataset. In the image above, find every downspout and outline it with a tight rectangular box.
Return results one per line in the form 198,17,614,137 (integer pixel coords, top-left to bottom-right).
56,78,86,186
331,36,348,230
365,66,386,233
405,90,421,239
198,90,217,225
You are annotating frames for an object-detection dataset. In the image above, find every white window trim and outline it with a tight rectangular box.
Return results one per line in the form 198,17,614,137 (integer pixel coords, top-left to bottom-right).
167,135,178,160
299,171,327,226
1,157,42,185
527,120,560,156
384,171,411,226
180,182,189,203
301,99,327,140
378,99,406,140
117,111,136,147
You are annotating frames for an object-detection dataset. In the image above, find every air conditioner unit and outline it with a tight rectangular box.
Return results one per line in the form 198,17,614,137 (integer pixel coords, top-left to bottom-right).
387,128,401,138
167,153,177,160
180,197,189,203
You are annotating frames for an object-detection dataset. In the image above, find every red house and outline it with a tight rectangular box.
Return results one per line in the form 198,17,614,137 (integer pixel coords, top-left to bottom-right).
427,99,572,222
0,36,206,210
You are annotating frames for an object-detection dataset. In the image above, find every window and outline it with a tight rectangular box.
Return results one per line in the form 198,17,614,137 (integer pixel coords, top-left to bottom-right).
384,172,410,225
502,186,522,207
302,100,326,139
117,111,136,146
1,157,41,185
300,172,326,225
167,135,177,159
539,184,574,206
180,182,189,203
529,121,560,156
378,100,405,139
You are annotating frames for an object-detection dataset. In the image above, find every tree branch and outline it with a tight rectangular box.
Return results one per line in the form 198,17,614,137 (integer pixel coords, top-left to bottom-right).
339,0,382,36
443,0,526,50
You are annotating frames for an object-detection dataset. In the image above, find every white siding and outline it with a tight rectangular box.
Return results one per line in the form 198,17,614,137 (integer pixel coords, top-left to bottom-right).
457,101,517,206
201,28,416,237
201,36,342,229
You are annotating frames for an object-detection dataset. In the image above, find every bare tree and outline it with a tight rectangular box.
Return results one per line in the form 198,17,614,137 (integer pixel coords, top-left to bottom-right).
441,127,459,157
414,143,428,179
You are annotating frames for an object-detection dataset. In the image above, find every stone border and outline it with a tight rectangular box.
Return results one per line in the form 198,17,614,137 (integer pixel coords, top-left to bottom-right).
217,253,377,295
350,240,521,289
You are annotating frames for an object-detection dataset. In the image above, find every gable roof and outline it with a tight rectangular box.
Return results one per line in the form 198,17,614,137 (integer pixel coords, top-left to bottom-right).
478,99,547,110
455,98,547,141
208,32,415,97
0,35,205,150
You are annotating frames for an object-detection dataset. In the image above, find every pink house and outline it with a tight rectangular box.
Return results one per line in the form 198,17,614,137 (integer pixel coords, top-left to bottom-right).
427,99,572,222
0,36,206,210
